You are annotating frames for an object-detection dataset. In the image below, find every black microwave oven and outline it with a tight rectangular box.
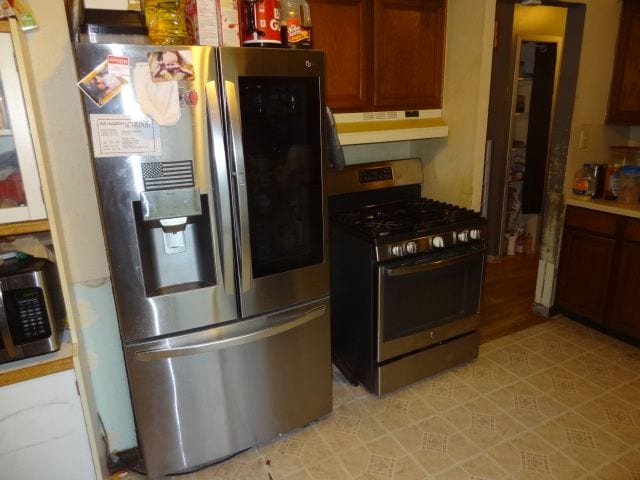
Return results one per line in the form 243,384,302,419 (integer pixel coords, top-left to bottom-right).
0,257,66,364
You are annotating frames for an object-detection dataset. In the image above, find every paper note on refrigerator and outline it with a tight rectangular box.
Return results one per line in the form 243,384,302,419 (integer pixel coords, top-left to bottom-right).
89,114,161,158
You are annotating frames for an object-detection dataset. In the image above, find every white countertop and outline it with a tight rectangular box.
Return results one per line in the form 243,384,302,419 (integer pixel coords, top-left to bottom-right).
566,197,640,219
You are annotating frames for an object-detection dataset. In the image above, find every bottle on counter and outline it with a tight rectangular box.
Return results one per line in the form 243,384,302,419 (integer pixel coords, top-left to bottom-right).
592,163,607,199
603,163,623,200
280,0,312,48
572,163,595,200
617,165,640,203
144,0,189,45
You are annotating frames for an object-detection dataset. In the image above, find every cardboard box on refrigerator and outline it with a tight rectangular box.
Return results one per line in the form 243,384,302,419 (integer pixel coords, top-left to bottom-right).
217,0,241,46
185,0,220,46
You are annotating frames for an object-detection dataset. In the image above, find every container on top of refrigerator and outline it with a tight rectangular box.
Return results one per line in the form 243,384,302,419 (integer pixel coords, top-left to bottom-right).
241,0,280,47
218,0,241,46
186,0,220,45
143,0,190,45
280,0,312,48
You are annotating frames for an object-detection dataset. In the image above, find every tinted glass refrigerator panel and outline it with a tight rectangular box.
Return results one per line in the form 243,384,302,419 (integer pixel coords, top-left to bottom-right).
238,76,323,278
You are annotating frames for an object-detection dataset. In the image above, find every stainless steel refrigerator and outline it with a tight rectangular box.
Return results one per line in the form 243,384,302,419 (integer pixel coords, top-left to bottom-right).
75,44,331,478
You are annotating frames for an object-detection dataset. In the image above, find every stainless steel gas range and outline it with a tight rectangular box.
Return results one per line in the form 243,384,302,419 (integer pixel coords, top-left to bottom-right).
328,159,486,396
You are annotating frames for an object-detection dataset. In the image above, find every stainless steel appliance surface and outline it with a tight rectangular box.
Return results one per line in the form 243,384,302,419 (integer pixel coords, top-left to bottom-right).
75,44,331,479
0,257,66,364
328,159,486,396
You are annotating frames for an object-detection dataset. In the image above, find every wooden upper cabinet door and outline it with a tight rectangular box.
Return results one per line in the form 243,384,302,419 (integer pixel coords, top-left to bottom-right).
607,1,640,124
309,0,373,111
373,0,445,110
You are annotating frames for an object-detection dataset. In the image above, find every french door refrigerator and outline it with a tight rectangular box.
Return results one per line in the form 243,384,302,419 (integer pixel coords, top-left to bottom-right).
75,44,331,479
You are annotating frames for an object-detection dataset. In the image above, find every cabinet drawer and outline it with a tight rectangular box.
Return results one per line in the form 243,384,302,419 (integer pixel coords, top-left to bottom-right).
564,206,618,236
624,218,640,242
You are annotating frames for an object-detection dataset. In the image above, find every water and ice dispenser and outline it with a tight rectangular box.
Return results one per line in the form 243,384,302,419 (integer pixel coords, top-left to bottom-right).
134,187,216,296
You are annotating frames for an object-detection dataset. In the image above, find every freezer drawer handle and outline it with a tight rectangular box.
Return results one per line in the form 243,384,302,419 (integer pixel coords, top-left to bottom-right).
136,305,326,361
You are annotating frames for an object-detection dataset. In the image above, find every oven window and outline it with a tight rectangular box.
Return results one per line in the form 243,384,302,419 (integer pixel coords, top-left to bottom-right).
238,76,324,279
380,251,483,342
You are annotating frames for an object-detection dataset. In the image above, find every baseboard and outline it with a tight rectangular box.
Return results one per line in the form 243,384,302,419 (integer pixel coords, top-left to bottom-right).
531,303,559,318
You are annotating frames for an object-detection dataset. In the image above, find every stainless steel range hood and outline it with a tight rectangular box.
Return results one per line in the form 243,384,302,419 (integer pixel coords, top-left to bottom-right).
334,109,448,145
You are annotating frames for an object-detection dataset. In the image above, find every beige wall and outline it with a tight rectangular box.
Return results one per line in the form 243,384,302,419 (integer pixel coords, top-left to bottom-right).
412,0,496,211
562,0,625,195
414,0,625,213
19,1,121,475
514,4,567,36
23,3,109,285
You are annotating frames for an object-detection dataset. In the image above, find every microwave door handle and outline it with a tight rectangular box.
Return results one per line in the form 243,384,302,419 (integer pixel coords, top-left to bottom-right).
224,80,252,293
384,248,485,277
135,304,326,361
205,79,234,297
0,292,18,358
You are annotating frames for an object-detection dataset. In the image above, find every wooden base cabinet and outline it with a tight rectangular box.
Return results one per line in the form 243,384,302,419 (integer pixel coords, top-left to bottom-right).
556,228,615,324
556,205,640,343
610,220,640,338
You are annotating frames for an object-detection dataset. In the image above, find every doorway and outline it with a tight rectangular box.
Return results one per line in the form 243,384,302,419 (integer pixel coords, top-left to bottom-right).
504,36,559,256
484,1,586,316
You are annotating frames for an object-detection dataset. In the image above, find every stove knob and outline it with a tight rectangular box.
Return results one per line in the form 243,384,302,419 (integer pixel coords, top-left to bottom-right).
432,236,445,248
406,241,417,254
391,244,403,257
457,230,470,243
469,228,482,240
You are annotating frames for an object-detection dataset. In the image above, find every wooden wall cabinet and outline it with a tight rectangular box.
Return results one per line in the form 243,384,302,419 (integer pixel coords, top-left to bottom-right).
606,1,640,124
556,205,640,342
309,0,445,112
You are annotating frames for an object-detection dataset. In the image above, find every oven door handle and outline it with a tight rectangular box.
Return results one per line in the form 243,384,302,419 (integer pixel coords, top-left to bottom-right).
383,248,485,277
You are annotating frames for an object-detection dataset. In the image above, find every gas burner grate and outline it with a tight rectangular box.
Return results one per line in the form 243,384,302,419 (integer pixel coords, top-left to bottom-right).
333,198,482,239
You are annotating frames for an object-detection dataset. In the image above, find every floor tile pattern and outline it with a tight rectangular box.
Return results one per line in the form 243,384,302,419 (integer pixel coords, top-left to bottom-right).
121,316,640,479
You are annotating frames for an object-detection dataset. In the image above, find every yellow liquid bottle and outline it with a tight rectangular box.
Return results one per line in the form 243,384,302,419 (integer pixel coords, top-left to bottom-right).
144,0,190,45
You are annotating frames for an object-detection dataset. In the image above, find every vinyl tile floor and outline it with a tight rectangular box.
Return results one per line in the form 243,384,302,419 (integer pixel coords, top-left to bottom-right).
122,315,640,479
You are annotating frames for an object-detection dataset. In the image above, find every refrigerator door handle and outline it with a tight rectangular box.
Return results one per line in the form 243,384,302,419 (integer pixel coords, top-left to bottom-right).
205,80,235,297
135,304,326,361
224,80,253,294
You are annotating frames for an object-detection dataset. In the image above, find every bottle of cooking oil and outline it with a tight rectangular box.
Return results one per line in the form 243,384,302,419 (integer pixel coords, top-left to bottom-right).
144,0,189,45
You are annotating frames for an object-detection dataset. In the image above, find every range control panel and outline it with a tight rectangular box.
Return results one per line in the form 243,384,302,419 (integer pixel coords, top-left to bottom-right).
377,226,487,261
359,167,394,184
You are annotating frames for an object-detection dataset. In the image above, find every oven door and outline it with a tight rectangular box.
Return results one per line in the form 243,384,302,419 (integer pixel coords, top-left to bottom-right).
377,244,485,362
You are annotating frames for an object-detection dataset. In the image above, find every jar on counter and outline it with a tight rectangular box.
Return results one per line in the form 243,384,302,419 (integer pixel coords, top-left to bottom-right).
572,163,594,200
617,166,640,203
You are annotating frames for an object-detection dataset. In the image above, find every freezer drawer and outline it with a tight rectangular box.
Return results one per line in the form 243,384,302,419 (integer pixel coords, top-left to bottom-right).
123,296,332,479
